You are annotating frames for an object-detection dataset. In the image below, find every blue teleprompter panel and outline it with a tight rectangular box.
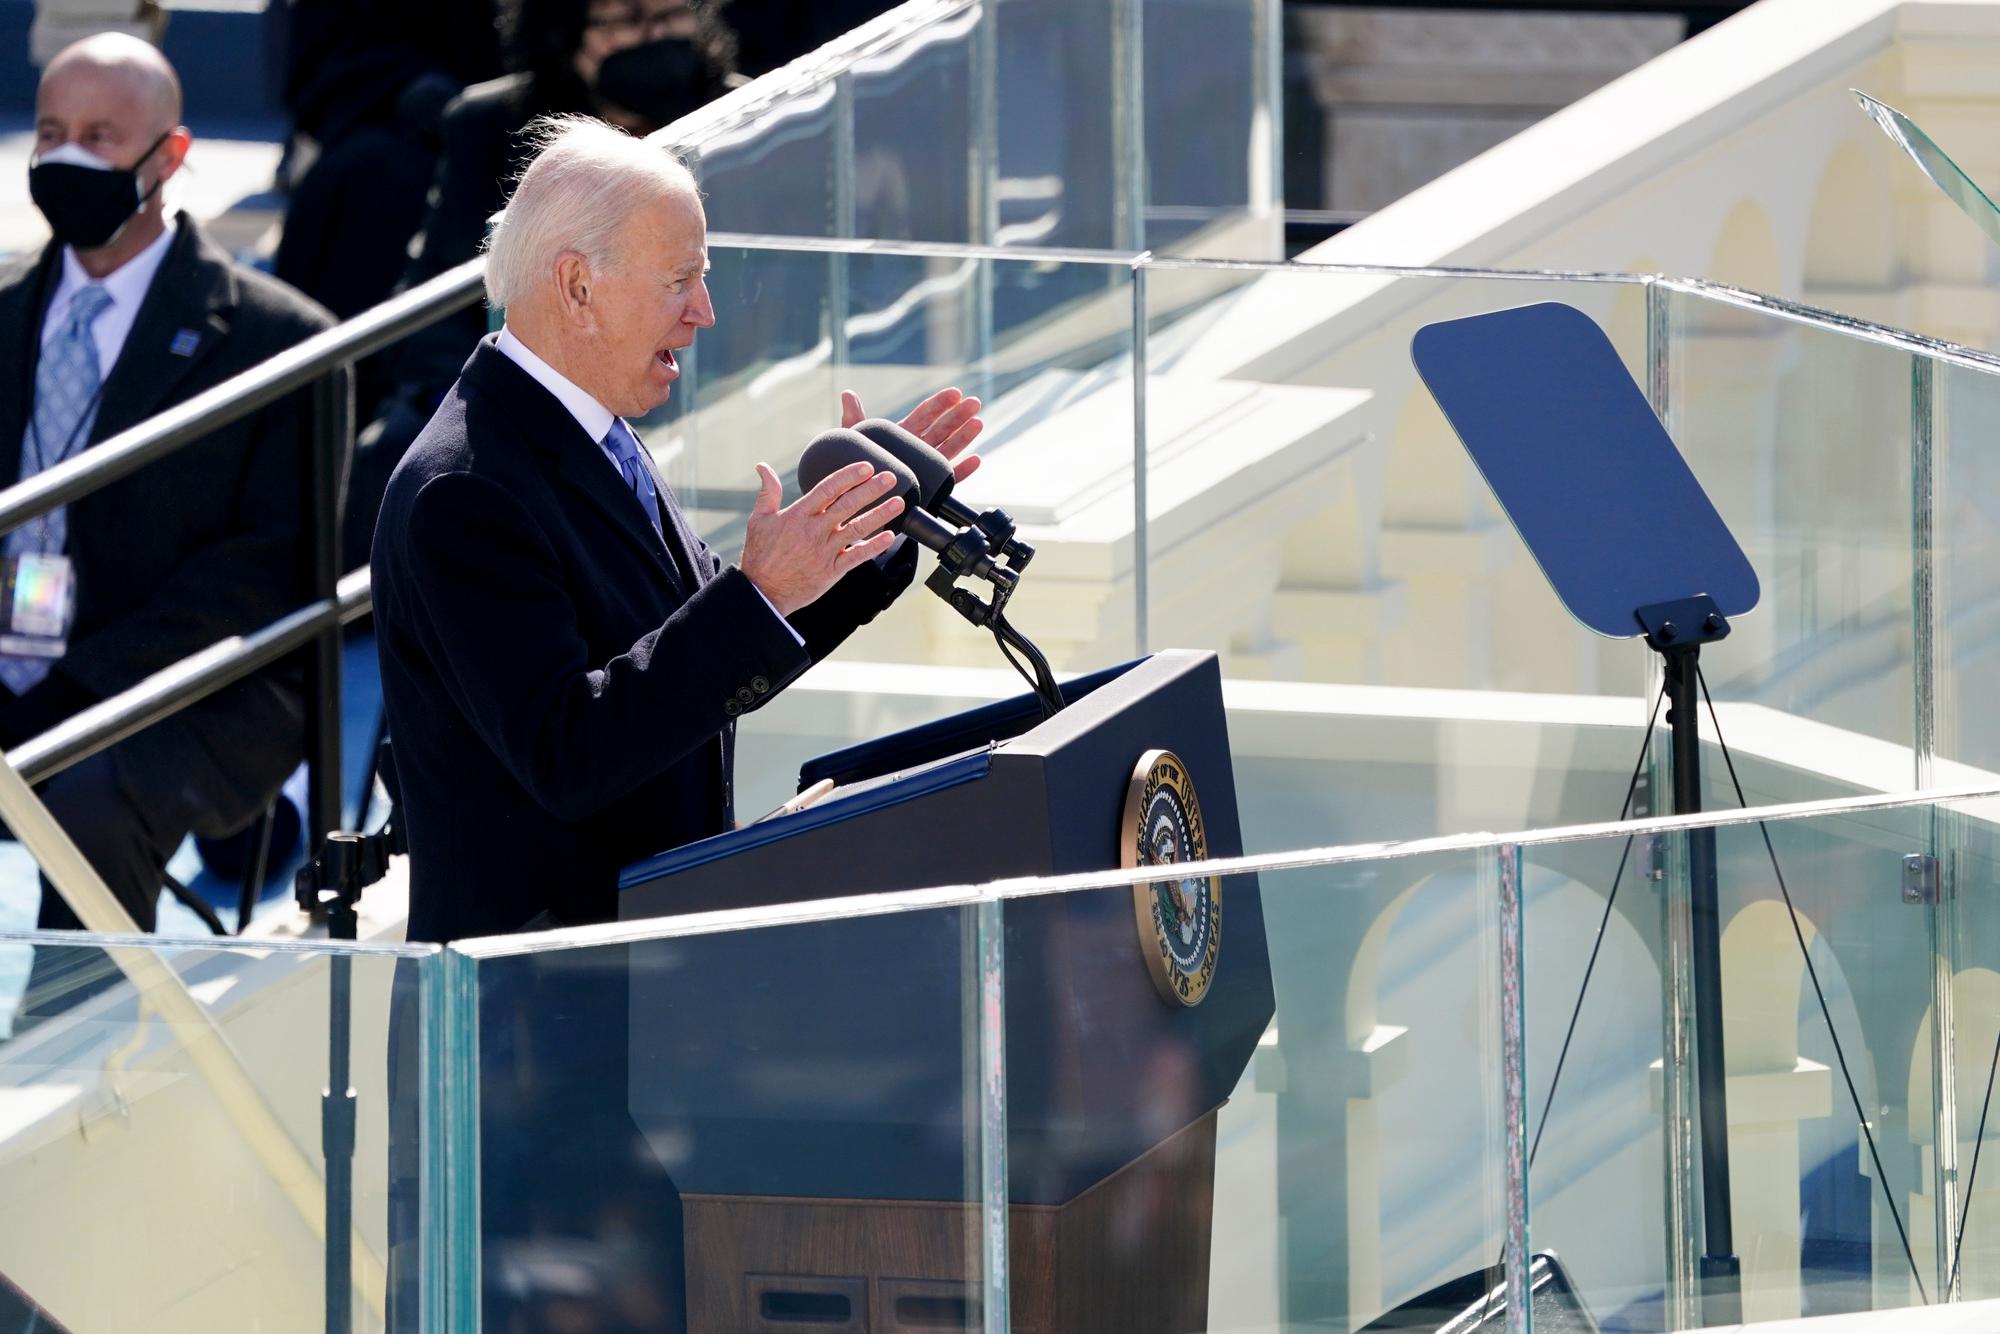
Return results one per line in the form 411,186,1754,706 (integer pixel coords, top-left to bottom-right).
1411,301,1759,639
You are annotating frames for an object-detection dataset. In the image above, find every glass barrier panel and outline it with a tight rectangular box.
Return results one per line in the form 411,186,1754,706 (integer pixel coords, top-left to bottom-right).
450,902,997,1332
644,245,1137,820
989,853,1509,1331
1936,794,2000,1302
1138,262,1654,700
846,6,983,244
671,0,1280,258
674,1,979,244
0,933,439,1332
1661,288,1920,788
1522,800,1949,1329
1932,357,2000,780
1142,0,1283,260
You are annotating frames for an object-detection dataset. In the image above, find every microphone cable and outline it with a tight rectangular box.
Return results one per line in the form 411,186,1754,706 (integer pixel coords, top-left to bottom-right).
990,607,1063,719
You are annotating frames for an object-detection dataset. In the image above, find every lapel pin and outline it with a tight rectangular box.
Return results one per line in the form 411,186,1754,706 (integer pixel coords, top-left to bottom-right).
169,329,201,357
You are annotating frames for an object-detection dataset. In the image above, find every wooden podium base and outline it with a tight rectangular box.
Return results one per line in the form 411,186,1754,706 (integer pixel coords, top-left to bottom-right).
682,1111,1219,1332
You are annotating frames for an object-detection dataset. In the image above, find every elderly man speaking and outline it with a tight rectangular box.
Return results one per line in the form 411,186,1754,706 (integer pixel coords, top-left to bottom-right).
373,117,980,944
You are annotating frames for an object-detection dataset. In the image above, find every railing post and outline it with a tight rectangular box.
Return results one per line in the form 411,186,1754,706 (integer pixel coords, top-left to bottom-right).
1131,259,1149,656
307,371,349,848
1497,842,1530,1334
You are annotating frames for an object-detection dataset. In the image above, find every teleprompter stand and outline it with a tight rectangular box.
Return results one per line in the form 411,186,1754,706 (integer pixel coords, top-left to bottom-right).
1413,301,1762,1326
1637,594,1741,1315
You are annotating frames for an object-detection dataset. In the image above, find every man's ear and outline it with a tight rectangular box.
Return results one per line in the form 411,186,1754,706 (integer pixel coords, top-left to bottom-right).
554,251,595,331
157,127,192,181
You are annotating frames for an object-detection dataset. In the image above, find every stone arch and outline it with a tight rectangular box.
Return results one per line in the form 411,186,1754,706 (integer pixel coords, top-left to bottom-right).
1718,899,1847,1321
1908,967,2000,1297
1345,861,1665,1316
1722,898,1819,1071
1803,141,1897,293
1696,199,1785,334
1511,864,1665,1307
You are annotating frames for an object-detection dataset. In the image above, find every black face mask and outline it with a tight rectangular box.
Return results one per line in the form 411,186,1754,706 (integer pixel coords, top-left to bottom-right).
594,37,722,129
29,131,170,251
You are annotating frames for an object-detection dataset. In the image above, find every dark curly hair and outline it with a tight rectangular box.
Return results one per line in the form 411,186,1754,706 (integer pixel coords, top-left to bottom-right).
501,0,740,97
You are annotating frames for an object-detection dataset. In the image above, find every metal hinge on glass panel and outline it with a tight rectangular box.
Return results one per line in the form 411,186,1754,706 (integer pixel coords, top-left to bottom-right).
1640,833,1667,882
1903,853,1939,905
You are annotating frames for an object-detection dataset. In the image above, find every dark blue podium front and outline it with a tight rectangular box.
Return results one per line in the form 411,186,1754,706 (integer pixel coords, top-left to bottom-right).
616,650,1272,1203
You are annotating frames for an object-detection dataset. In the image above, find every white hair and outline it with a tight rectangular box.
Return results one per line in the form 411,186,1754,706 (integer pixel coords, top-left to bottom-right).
482,116,698,311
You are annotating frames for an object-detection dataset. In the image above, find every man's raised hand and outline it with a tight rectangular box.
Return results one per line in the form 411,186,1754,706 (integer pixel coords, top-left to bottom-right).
840,386,984,484
738,461,904,617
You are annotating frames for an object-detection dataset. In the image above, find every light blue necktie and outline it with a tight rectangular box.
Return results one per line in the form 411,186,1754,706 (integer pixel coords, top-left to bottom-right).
2,284,112,694
603,419,666,543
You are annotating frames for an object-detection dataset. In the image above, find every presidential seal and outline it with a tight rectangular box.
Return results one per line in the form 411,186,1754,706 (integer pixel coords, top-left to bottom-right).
1123,749,1221,1007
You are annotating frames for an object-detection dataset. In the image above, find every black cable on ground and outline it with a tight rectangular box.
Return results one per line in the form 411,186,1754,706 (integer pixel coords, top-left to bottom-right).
1697,666,1930,1305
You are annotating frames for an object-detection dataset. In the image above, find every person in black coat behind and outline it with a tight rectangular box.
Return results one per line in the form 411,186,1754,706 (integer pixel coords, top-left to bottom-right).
3,37,347,1016
274,0,503,323
344,0,740,568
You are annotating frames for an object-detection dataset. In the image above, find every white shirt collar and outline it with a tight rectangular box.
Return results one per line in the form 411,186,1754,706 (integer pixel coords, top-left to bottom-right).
51,214,176,328
495,325,616,445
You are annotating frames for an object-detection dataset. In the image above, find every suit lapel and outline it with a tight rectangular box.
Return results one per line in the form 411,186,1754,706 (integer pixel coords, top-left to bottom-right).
0,246,65,488
464,342,685,595
92,217,232,441
634,439,707,590
553,442,687,597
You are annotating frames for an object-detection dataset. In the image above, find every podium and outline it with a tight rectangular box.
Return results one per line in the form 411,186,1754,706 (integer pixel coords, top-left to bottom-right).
619,650,1275,1331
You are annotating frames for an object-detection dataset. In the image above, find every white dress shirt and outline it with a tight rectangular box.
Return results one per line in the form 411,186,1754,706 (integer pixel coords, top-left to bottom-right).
40,215,178,375
494,326,801,642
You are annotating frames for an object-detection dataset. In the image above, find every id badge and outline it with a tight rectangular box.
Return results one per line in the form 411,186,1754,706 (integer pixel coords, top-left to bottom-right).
0,552,75,659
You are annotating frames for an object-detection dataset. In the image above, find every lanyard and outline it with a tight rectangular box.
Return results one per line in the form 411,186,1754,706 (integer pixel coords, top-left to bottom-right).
21,358,113,554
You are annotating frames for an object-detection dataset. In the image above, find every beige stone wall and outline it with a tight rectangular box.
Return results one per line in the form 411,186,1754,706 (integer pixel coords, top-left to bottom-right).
29,0,165,66
1293,7,1682,214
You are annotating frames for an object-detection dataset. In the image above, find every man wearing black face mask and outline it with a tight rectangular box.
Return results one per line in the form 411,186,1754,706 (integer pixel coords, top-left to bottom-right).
0,34,345,1015
340,0,740,569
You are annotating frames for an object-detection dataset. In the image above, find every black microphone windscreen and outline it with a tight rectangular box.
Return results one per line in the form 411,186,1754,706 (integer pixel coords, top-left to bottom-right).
797,428,920,505
854,418,954,507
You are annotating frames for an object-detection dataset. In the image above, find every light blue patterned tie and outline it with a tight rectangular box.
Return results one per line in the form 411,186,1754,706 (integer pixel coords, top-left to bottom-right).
2,284,112,693
603,419,666,543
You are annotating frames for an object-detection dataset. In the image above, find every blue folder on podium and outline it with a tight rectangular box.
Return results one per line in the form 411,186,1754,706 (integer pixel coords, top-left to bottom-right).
613,649,1274,1329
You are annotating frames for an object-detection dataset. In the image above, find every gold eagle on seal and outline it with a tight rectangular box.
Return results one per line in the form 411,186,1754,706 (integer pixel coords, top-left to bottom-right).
1122,749,1221,1006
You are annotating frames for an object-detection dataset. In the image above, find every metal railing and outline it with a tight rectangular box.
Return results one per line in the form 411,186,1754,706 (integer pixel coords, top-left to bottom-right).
0,256,487,909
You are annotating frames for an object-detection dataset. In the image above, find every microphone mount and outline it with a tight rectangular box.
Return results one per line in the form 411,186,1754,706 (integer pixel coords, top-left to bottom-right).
967,504,1035,574
918,510,1063,719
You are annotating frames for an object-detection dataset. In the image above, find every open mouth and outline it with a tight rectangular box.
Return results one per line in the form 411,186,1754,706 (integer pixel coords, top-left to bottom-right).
656,347,679,372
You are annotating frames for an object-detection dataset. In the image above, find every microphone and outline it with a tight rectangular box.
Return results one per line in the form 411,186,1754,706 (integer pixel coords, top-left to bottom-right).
851,417,1033,569
850,418,958,514
796,429,1013,587
802,429,1061,718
